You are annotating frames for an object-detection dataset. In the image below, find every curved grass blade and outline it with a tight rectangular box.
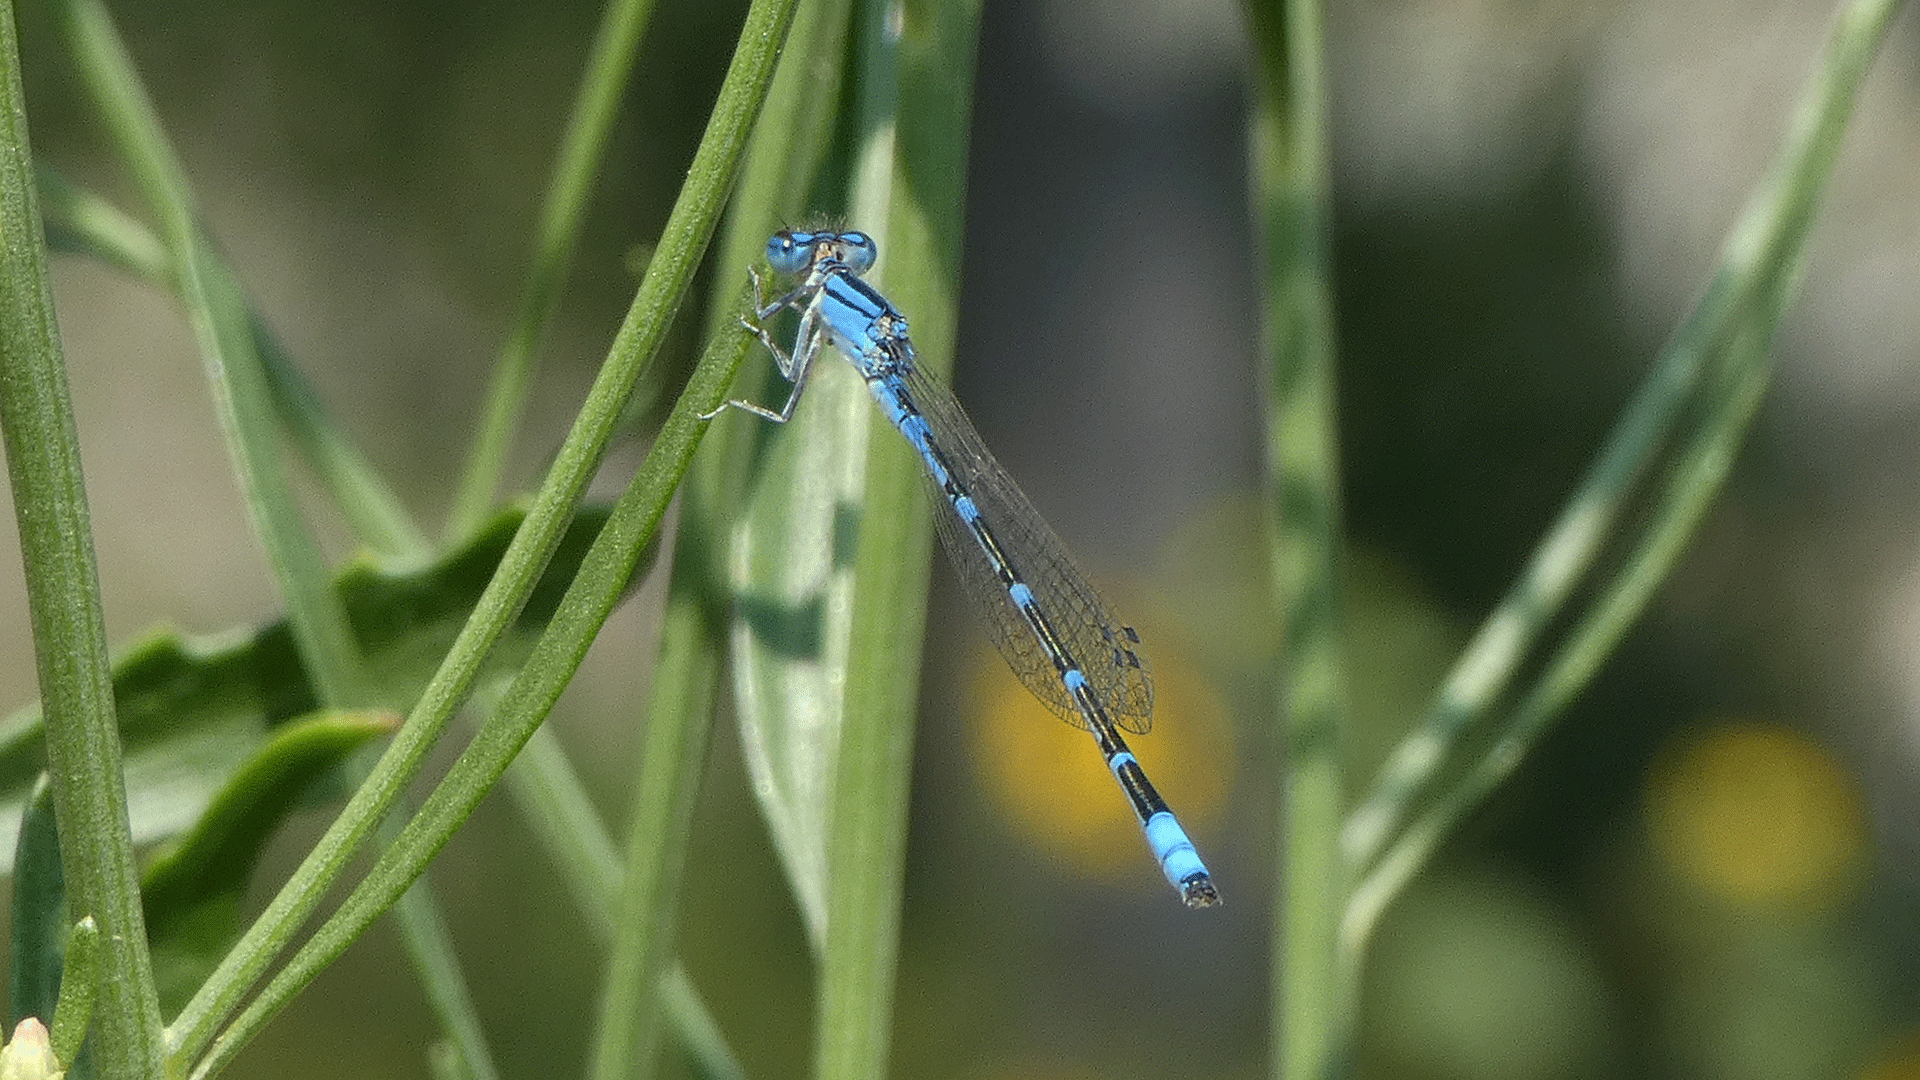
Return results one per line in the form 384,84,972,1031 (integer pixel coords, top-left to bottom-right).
581,0,858,1073
447,0,664,538
33,169,428,558
1341,0,1908,949
171,0,805,1067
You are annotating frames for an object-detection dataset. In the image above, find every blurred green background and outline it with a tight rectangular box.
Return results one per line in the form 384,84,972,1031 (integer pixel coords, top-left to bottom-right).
3,0,1920,1077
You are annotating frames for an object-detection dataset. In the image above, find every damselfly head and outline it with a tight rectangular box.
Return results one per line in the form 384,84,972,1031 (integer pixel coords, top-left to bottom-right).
766,229,878,276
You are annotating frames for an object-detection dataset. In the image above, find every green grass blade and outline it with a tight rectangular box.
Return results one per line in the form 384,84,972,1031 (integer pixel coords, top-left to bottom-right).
250,312,432,559
659,967,748,1080
184,318,762,1080
446,0,662,539
1244,0,1351,1076
1342,0,1907,949
42,131,473,1066
502,721,624,934
56,0,374,709
584,535,724,1080
0,2,166,1067
390,879,501,1080
34,167,166,278
581,0,858,1071
809,3,980,1080
503,721,748,1080
169,0,803,1067
723,0,974,964
700,0,859,953
34,169,429,558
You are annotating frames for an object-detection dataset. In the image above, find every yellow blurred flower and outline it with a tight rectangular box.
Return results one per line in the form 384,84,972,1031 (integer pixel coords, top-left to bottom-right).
965,634,1232,885
1644,721,1867,908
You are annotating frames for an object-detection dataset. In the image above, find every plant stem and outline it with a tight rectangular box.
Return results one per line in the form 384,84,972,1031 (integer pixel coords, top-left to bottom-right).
1244,0,1350,1076
169,0,804,1066
447,0,662,539
811,2,980,1078
0,2,166,1071
57,0,372,709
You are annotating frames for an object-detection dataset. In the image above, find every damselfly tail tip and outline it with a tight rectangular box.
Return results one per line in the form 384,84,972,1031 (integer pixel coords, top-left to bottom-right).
1180,874,1221,909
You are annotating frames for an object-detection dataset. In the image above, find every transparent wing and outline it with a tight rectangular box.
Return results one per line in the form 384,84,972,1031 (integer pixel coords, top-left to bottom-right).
900,362,1153,733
